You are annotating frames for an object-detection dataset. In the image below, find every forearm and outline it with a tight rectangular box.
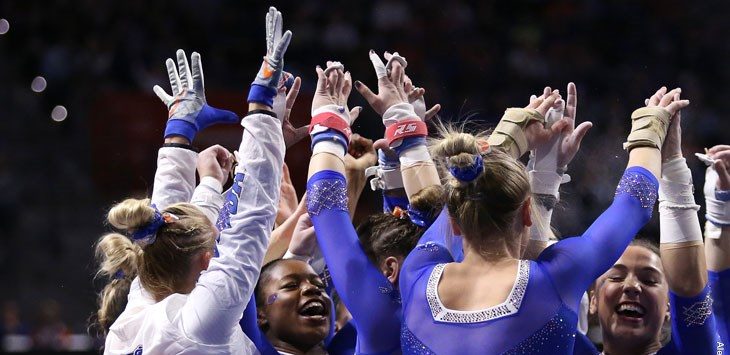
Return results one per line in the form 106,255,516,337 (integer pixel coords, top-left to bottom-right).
661,244,708,296
151,145,198,209
190,176,224,225
263,206,307,264
659,156,707,296
345,168,367,219
627,146,661,179
309,153,345,178
306,171,402,352
401,160,441,199
182,112,284,343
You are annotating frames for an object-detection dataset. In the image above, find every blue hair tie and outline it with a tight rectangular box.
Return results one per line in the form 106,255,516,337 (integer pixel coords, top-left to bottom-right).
407,205,435,228
131,205,166,245
448,155,484,182
113,270,125,280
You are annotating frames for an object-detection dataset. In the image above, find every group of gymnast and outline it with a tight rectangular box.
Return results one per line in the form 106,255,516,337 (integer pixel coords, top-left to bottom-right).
90,6,730,355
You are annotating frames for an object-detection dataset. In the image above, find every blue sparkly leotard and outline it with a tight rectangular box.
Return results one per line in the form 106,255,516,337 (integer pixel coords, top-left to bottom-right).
398,167,658,354
710,269,730,347
305,170,404,354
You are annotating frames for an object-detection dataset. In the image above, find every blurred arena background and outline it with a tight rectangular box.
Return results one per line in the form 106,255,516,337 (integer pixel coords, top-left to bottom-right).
0,0,728,352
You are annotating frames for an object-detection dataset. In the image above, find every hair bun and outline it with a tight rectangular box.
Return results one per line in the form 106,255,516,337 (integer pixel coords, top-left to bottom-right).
448,154,484,182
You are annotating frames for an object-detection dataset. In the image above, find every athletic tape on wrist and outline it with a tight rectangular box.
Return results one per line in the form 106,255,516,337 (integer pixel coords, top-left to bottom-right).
704,166,730,226
659,205,703,243
659,180,699,208
662,157,692,184
312,140,346,158
706,198,730,227
529,171,562,198
399,144,431,167
705,220,722,239
530,202,553,242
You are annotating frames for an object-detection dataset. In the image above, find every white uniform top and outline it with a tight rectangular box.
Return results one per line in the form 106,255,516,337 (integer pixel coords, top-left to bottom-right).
104,112,284,355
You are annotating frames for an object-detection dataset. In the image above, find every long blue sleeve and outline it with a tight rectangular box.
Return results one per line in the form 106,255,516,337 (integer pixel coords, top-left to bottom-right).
306,170,402,355
660,285,722,355
327,320,357,355
239,296,278,355
538,167,658,308
710,269,730,346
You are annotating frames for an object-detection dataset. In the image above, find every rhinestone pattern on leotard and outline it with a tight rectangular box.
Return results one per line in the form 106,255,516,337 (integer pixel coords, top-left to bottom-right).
306,178,348,216
426,260,530,323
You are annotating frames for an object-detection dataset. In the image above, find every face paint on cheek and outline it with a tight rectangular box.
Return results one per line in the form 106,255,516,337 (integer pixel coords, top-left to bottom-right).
266,293,278,305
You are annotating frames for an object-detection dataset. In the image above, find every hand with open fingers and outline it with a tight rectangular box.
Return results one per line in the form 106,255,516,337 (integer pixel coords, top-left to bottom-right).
309,61,361,151
527,83,592,197
311,61,355,115
197,145,234,186
276,162,299,225
272,75,309,148
286,213,318,260
487,87,561,159
709,145,730,191
404,73,441,121
153,49,239,142
355,50,414,125
624,86,689,151
524,88,567,151
248,6,293,107
555,83,592,169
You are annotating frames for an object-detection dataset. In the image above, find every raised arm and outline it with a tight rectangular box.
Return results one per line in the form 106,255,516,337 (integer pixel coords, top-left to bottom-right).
176,7,291,344
355,52,440,201
703,145,730,345
150,49,239,209
524,83,593,259
538,87,687,308
651,93,720,354
656,96,707,296
305,60,403,354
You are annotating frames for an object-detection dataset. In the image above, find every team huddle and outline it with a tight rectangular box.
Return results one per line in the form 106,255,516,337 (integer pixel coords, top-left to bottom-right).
90,6,730,355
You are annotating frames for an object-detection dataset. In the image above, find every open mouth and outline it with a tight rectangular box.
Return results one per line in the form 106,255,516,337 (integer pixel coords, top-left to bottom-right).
615,302,646,319
299,299,328,320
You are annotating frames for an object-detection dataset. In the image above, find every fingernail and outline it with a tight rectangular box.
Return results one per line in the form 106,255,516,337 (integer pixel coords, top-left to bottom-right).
354,81,362,88
369,49,375,54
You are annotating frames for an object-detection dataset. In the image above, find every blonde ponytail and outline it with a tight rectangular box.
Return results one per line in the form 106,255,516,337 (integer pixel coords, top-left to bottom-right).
92,233,141,336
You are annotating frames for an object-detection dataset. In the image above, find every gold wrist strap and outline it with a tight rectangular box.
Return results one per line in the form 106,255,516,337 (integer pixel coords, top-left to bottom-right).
487,108,545,159
623,107,671,151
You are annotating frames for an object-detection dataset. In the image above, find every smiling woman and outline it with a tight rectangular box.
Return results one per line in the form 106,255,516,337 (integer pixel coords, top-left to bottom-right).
254,259,332,354
590,240,671,351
